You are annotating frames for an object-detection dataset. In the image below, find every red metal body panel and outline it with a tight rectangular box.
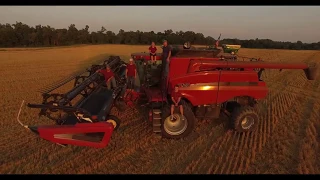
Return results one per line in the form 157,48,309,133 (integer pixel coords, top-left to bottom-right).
216,81,267,103
131,52,162,61
124,89,141,107
168,58,222,80
169,71,268,105
167,57,310,106
132,52,312,106
37,122,114,148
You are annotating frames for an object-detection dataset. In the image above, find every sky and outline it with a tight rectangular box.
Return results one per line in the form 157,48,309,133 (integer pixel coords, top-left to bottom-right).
0,6,319,43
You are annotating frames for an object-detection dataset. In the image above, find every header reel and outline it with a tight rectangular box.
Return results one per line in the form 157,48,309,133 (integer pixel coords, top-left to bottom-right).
30,56,127,125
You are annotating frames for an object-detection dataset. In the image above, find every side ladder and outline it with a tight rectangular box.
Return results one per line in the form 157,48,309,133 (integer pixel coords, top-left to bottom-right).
152,109,162,133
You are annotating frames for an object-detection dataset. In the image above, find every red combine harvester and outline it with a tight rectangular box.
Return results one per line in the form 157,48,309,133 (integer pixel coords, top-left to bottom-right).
129,43,318,139
17,43,318,148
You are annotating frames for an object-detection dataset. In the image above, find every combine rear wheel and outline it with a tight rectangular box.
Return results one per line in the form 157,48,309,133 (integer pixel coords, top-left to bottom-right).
231,106,258,133
161,103,197,139
105,115,121,131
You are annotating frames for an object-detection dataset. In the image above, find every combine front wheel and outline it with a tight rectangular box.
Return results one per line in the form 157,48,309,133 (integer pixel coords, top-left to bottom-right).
231,106,258,133
105,115,121,131
161,104,197,139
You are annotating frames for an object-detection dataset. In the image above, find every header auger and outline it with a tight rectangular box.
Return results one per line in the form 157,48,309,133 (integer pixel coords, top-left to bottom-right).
17,41,319,149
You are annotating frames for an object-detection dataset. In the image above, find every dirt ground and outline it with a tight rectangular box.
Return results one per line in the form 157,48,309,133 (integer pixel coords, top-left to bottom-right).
0,45,319,174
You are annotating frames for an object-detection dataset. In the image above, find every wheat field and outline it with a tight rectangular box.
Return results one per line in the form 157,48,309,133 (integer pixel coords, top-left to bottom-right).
0,44,319,174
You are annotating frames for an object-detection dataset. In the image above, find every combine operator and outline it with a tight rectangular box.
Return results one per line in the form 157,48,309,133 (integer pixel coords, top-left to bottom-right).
170,85,184,121
149,41,157,65
96,65,117,90
126,58,137,92
161,40,172,95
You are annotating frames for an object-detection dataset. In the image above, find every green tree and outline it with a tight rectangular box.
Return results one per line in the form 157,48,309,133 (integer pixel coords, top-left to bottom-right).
0,21,319,50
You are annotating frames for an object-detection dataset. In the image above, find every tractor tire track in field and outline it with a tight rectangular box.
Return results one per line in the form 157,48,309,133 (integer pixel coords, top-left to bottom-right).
81,118,201,174
296,105,320,174
0,142,65,173
246,72,320,174
182,128,229,173
157,122,226,174
144,120,226,174
99,117,224,174
292,72,320,174
246,71,318,174
198,91,298,174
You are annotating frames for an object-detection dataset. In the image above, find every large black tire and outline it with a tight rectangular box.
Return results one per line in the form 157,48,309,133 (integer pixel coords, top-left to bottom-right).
225,101,241,114
161,103,197,139
231,106,259,133
105,115,121,131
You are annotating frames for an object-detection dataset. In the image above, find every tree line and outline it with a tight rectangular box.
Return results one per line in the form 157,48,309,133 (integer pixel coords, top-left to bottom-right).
0,22,319,50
